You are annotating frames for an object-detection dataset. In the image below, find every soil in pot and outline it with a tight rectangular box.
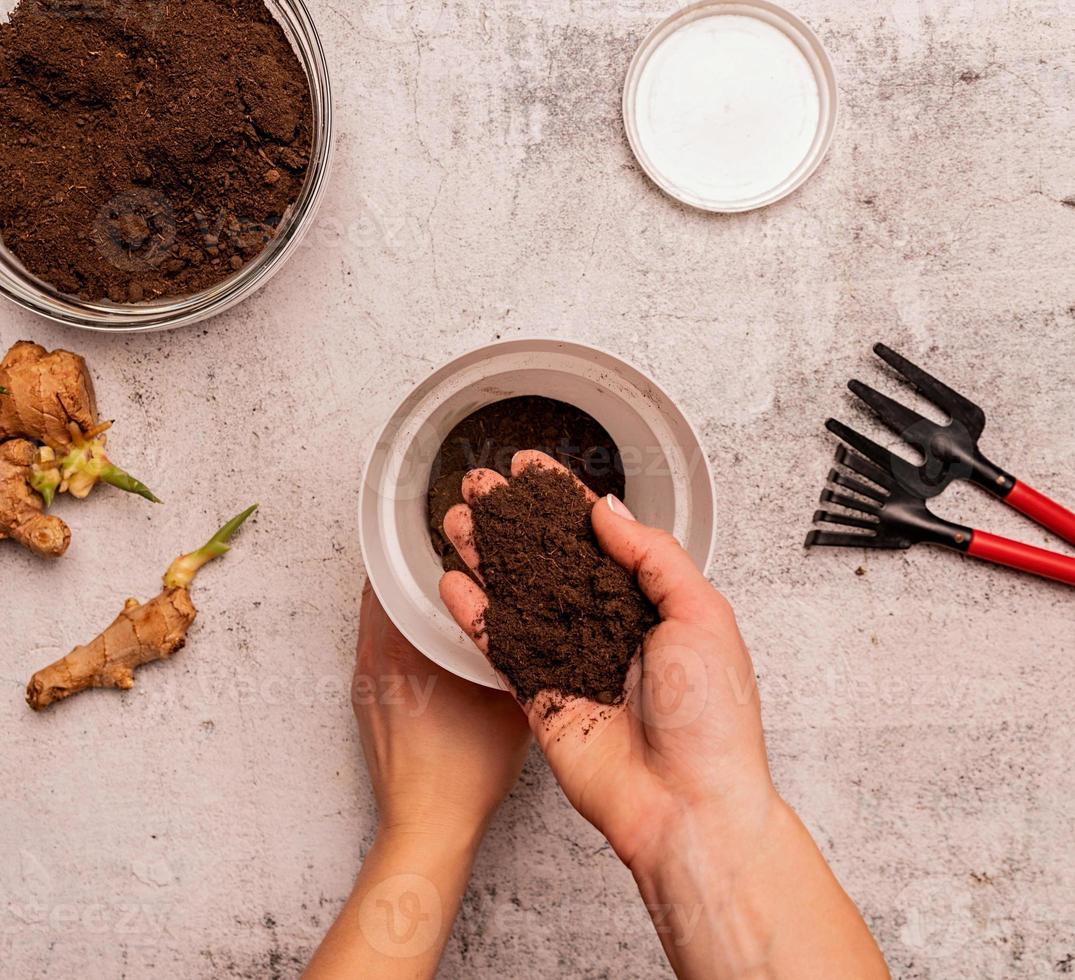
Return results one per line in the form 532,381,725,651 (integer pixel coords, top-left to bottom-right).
427,396,625,573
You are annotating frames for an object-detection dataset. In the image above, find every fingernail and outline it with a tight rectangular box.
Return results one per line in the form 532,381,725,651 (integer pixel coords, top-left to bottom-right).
606,494,636,521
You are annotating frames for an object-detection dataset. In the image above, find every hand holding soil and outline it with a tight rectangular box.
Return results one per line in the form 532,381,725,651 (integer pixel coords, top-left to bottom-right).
439,450,774,868
431,451,890,979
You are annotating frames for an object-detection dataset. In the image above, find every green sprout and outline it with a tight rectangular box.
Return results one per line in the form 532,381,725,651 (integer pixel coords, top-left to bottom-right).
51,421,160,503
96,464,161,503
30,450,62,508
164,505,258,589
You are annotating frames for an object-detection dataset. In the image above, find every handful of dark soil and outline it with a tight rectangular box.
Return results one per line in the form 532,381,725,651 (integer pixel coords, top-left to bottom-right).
471,465,658,704
428,396,625,573
0,0,312,302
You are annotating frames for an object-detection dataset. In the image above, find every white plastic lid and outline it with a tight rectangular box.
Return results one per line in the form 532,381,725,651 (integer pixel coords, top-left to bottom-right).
624,0,838,212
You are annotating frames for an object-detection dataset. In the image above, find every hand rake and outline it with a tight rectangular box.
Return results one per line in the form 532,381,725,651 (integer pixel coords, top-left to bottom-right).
807,442,1075,587
830,343,1075,546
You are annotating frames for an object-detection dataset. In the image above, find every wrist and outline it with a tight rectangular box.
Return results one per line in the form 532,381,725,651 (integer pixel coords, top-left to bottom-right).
629,795,890,979
628,788,793,932
326,817,483,974
360,823,484,913
629,795,840,979
628,782,784,886
627,797,789,976
376,815,488,861
378,785,501,854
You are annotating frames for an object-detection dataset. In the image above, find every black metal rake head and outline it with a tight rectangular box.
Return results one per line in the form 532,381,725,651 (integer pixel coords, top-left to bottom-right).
829,343,1010,499
805,444,972,553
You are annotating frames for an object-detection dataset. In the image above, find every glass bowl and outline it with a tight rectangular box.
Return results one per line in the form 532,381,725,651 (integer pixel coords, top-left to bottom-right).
0,0,333,333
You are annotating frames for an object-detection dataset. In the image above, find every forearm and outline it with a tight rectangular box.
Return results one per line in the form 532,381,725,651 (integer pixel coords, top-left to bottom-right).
305,826,481,979
630,797,889,980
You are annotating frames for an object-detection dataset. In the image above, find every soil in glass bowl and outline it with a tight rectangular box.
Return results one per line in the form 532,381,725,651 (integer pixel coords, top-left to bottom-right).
0,0,312,303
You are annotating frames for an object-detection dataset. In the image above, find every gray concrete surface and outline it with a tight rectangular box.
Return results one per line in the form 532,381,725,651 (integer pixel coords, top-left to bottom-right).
2,0,1074,976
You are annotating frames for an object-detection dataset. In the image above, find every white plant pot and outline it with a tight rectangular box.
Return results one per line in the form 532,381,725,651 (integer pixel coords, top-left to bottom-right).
359,338,716,689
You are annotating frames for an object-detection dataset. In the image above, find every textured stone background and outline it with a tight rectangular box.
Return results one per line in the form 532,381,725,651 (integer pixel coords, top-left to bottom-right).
2,0,1074,976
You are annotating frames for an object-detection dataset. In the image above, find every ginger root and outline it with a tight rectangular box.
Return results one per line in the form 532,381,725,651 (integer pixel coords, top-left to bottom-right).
26,505,257,711
0,341,97,451
0,340,158,509
26,590,197,710
0,439,70,558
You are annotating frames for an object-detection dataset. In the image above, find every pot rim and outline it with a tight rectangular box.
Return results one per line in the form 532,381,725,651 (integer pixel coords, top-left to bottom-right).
359,337,716,688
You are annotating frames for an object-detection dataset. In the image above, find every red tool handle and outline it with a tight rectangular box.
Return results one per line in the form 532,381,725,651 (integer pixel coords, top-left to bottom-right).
1006,480,1075,547
967,530,1075,587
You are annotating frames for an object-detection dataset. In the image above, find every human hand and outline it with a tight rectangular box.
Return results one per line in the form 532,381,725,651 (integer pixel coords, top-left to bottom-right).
438,451,776,872
436,453,889,979
307,587,532,979
303,584,528,975
354,582,531,843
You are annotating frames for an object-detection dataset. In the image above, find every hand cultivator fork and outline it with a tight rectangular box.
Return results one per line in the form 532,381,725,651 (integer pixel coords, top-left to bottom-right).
839,343,1075,544
806,345,1075,587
